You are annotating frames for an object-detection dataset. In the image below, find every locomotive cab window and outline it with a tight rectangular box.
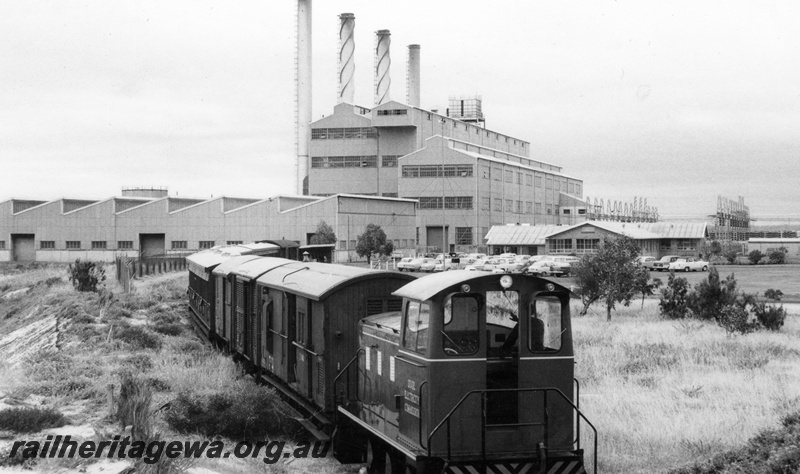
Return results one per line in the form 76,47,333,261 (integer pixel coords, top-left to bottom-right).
530,296,563,352
486,290,520,357
403,301,429,354
442,295,479,356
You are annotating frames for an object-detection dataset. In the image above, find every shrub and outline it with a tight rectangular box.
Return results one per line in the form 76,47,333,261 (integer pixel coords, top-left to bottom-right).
122,354,154,372
0,407,68,433
151,323,184,337
164,383,301,440
764,289,784,301
115,325,162,350
747,250,764,265
717,304,758,335
68,260,106,292
24,351,103,399
768,247,787,264
115,373,154,441
687,267,739,321
752,301,787,331
659,272,691,319
722,248,739,264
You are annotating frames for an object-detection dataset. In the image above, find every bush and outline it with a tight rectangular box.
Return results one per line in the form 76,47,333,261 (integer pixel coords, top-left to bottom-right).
747,250,764,265
164,383,301,440
765,289,784,301
659,272,691,319
750,298,787,331
68,260,106,292
768,247,787,264
115,325,162,350
115,373,154,441
717,304,758,335
24,351,103,399
687,267,739,321
722,249,739,264
0,407,68,433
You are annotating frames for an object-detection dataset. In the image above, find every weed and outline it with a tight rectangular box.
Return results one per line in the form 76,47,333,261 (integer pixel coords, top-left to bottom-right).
23,350,103,399
680,385,704,398
115,325,162,350
0,406,68,433
619,342,679,376
115,373,154,440
151,323,184,337
122,354,154,372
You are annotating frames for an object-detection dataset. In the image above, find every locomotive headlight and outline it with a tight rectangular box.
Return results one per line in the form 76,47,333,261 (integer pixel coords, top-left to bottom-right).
546,283,556,292
461,284,471,293
500,275,513,289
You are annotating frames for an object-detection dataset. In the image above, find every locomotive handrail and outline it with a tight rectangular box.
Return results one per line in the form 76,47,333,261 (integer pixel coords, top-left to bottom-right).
426,387,598,474
331,348,365,419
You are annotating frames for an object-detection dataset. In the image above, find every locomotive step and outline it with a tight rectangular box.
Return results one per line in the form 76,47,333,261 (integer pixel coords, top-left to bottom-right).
296,418,331,442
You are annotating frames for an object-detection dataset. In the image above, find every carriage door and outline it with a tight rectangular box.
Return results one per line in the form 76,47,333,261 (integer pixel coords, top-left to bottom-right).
285,293,297,384
234,279,248,355
259,289,274,372
485,290,520,426
293,297,313,398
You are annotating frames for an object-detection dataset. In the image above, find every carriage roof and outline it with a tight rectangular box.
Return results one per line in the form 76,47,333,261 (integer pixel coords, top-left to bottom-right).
392,270,570,302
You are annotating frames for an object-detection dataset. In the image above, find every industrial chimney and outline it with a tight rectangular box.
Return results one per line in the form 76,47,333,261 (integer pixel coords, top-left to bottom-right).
406,44,421,107
338,13,355,104
296,0,312,195
374,30,391,106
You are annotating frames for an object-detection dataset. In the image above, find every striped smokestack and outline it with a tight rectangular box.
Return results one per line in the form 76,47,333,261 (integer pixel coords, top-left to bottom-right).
406,44,420,107
338,13,355,104
296,0,312,195
374,29,391,106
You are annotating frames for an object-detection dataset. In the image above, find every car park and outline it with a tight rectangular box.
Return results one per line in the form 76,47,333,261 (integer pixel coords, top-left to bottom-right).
668,257,709,272
652,255,682,272
397,257,435,272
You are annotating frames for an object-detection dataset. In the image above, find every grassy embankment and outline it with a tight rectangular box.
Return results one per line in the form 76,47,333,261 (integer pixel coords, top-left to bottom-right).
0,264,345,473
573,300,800,473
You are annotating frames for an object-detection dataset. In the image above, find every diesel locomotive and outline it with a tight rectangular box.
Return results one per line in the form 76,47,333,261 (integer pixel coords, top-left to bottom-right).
185,250,595,474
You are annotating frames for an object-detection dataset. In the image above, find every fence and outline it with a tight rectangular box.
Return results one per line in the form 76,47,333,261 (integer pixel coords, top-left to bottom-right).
115,256,187,293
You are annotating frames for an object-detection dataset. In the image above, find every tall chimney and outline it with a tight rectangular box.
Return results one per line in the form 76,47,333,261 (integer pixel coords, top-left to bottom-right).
374,29,391,106
338,13,355,104
296,0,312,195
406,44,421,107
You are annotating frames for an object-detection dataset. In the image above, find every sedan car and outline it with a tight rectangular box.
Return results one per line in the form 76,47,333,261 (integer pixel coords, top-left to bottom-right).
652,255,682,272
668,257,709,272
397,257,435,272
418,259,438,272
637,256,658,269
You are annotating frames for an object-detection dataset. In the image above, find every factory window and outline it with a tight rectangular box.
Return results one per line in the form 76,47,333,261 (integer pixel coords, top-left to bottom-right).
481,166,490,179
376,109,407,116
569,182,575,194
494,198,502,211
505,170,512,183
339,240,347,250
535,176,543,188
535,203,542,214
40,241,55,249
505,200,513,212
402,165,473,178
526,201,533,214
563,209,571,215
382,192,398,198
526,174,533,186
677,239,696,251
0,241,5,249
456,228,473,246
350,240,356,250
516,172,522,184
199,241,215,249
445,197,473,209
493,168,501,181
427,113,431,120
551,239,572,253
382,155,399,167
66,241,81,249
416,227,419,245
481,197,490,211
545,177,553,189
226,241,243,245
118,241,133,249
311,127,377,139
578,209,587,215
327,156,378,168
516,201,522,213
547,206,553,215
575,184,582,195
310,157,325,168
171,241,187,250
576,239,600,253
91,241,107,249
418,197,441,210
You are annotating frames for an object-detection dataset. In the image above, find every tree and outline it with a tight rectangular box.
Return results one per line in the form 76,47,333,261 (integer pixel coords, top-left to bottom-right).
709,240,723,260
309,220,336,245
635,273,662,309
572,236,643,321
686,267,739,321
722,248,739,264
68,259,106,292
748,249,764,265
659,272,691,319
355,224,394,264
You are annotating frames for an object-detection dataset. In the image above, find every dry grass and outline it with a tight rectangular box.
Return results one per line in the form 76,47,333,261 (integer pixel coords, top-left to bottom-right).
573,300,800,473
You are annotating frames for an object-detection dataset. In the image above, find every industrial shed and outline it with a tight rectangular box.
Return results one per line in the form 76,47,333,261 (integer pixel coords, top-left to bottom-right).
486,221,708,258
0,189,417,263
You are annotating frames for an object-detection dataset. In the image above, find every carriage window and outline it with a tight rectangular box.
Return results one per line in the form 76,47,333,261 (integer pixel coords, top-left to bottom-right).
442,295,479,356
530,296,563,352
403,301,430,353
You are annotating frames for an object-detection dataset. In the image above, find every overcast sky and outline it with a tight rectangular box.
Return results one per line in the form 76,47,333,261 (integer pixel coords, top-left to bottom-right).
2,1,798,221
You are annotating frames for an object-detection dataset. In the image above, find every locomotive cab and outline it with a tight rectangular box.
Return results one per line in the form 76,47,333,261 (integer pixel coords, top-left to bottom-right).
339,271,594,474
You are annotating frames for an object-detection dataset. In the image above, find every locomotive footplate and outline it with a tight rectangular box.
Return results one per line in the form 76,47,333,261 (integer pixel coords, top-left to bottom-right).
443,450,586,474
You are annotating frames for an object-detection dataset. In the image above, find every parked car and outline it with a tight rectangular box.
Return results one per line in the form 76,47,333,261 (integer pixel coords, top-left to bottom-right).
419,258,438,272
652,255,682,272
397,257,435,272
432,258,458,272
636,256,658,269
464,258,491,271
550,256,580,276
668,257,709,272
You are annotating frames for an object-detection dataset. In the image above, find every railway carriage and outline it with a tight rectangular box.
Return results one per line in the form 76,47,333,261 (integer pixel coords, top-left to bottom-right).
186,255,595,473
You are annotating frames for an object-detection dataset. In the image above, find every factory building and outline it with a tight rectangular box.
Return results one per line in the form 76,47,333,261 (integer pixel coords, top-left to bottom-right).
309,99,586,253
0,188,416,263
